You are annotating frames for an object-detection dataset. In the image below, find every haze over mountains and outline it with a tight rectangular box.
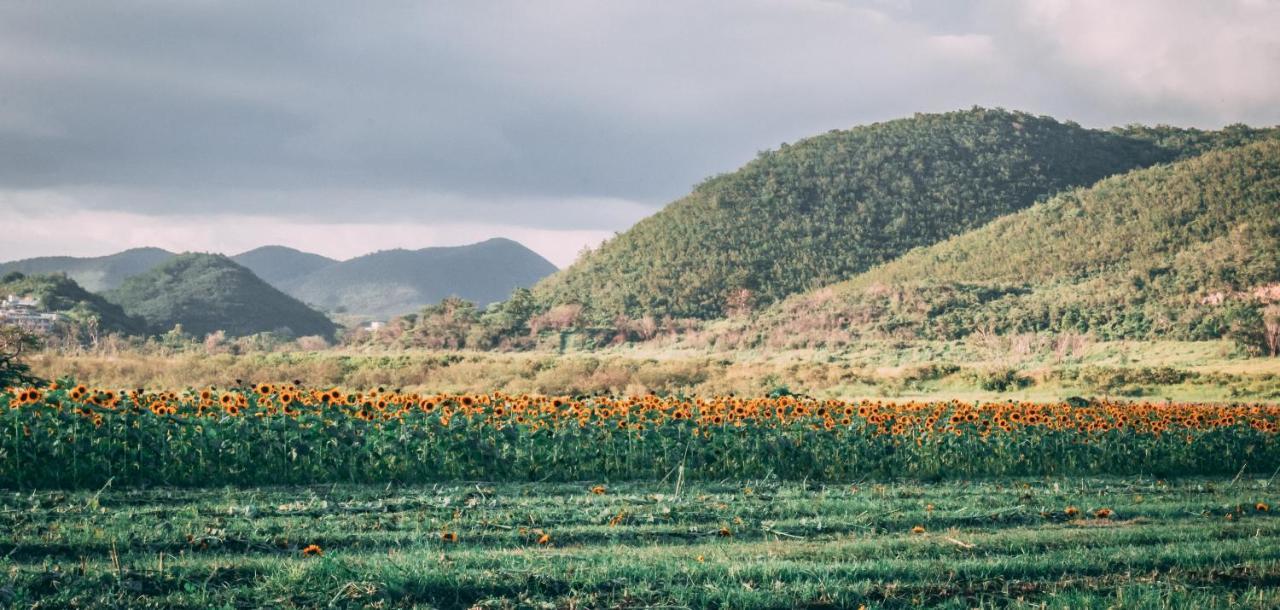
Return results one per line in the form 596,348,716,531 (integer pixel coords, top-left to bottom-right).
0,238,559,321
262,239,558,320
230,247,339,288
0,248,175,293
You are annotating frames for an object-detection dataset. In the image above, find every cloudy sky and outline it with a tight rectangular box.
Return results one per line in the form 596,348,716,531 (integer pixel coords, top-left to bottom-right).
3,0,1279,267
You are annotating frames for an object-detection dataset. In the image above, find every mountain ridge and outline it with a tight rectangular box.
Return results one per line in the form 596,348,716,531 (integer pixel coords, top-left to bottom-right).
287,237,559,319
726,139,1280,348
0,247,176,292
531,107,1279,324
1,238,558,320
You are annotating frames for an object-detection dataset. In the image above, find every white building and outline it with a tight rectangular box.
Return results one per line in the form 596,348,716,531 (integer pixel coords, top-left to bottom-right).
0,294,63,333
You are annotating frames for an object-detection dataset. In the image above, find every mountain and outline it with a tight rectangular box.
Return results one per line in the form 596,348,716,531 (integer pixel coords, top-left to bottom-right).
0,239,557,321
0,248,175,292
532,108,1279,323
286,238,558,319
0,272,146,335
734,140,1280,347
104,254,338,338
231,246,338,289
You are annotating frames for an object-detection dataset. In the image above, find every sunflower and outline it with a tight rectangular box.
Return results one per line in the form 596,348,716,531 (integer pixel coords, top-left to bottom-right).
301,544,323,557
536,533,551,545
1064,506,1080,518
441,531,458,543
590,485,607,495
1257,502,1270,513
911,525,926,534
1094,508,1113,519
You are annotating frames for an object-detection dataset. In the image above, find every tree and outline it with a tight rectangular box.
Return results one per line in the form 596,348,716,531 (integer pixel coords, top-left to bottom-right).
406,297,480,349
1264,305,1280,357
1224,302,1267,356
0,325,43,387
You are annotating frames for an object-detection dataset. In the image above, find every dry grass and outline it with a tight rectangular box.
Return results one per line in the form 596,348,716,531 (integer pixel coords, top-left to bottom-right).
26,339,1280,402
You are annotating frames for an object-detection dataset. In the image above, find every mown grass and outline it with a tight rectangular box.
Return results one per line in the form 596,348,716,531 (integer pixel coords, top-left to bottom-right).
2,477,1277,608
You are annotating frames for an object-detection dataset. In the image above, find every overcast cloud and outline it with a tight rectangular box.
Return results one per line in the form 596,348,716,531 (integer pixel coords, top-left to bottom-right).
3,0,1279,267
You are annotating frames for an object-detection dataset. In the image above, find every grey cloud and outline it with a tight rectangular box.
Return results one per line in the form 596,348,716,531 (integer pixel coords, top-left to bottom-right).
1,0,1278,231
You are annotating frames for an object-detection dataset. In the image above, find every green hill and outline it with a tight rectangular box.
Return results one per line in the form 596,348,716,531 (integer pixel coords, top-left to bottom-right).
288,238,558,319
0,248,175,292
737,140,1280,347
231,246,338,289
0,240,556,321
105,254,338,339
0,272,145,335
533,108,1278,322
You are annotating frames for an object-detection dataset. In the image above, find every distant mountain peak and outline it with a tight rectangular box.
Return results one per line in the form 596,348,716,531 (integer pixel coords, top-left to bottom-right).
0,248,177,292
284,240,557,319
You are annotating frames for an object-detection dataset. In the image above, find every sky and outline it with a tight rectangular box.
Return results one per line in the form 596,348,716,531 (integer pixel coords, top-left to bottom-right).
2,0,1279,268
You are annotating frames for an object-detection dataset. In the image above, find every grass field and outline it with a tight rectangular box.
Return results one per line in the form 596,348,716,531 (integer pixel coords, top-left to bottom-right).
3,478,1278,609
30,340,1280,403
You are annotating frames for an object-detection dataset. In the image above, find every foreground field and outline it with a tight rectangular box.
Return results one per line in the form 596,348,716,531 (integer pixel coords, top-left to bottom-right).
2,478,1277,609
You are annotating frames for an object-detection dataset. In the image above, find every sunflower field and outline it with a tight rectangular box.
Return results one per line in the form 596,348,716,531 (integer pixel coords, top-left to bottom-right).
3,381,1279,488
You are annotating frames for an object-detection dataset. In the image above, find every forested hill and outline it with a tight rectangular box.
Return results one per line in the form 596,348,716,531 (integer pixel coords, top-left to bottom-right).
532,108,1279,323
104,254,338,339
734,139,1280,348
0,248,175,292
0,272,145,335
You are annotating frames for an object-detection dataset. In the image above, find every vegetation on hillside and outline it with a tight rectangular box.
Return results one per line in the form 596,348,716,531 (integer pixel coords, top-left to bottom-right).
533,108,1279,324
0,272,146,337
734,141,1280,350
0,247,174,292
105,254,338,339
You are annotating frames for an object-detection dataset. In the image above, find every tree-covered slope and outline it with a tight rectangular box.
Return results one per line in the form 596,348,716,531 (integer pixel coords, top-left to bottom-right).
739,140,1280,346
105,254,338,338
533,108,1278,322
231,246,338,289
0,248,175,292
288,238,558,319
0,273,145,335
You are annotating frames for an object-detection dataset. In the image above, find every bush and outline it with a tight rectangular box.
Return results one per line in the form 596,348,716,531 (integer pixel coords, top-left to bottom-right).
0,326,43,387
972,367,1032,392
